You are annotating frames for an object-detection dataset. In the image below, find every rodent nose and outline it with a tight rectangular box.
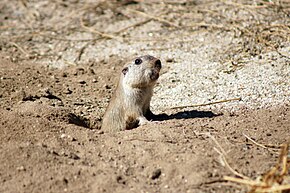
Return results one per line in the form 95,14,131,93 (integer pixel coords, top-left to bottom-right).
154,59,161,69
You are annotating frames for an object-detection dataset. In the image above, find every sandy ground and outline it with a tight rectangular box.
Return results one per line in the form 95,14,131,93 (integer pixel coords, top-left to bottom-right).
0,0,289,192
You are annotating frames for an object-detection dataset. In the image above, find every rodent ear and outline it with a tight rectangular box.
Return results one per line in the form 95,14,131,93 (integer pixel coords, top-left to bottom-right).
122,67,128,75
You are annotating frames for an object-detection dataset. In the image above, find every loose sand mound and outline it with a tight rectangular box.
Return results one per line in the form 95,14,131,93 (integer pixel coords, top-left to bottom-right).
0,0,289,192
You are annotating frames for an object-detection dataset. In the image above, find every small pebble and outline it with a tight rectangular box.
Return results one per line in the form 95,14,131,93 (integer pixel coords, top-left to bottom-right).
63,88,72,94
166,58,174,63
104,85,111,89
16,166,25,171
69,153,80,160
60,134,66,138
78,80,86,84
62,72,68,77
151,169,162,180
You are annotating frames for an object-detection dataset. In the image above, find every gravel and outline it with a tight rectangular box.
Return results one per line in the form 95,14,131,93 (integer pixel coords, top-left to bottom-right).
151,44,290,113
46,28,289,114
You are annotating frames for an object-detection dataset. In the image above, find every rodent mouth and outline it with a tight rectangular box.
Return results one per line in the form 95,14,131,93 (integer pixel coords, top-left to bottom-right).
150,70,159,81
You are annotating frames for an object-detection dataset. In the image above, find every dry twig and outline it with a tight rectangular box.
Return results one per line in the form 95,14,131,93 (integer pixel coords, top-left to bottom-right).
170,97,241,110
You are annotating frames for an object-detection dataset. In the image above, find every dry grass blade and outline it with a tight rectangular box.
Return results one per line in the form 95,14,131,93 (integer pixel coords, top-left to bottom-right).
127,8,180,28
115,10,166,34
9,42,30,57
255,184,290,193
80,18,123,42
243,133,268,149
224,176,266,186
186,22,228,30
201,132,251,180
115,18,153,34
243,133,282,150
220,0,269,9
224,142,290,193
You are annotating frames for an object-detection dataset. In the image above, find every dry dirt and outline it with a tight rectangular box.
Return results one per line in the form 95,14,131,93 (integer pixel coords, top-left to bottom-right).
0,0,290,193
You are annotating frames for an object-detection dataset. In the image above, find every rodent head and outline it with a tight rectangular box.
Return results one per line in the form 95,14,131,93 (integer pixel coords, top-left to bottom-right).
121,55,162,88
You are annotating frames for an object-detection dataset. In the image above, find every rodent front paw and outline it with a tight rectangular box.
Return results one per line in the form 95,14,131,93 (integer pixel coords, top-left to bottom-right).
138,116,150,126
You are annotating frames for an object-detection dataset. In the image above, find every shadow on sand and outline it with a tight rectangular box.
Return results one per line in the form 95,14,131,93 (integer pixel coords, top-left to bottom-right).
152,109,221,121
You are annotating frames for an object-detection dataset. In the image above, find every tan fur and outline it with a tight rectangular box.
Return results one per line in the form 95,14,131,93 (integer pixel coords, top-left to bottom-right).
101,55,162,132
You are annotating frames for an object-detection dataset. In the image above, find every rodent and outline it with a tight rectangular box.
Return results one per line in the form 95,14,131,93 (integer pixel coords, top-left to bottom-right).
101,55,162,133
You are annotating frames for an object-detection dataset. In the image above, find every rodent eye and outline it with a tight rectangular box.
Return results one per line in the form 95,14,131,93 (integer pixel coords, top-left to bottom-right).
134,58,142,65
